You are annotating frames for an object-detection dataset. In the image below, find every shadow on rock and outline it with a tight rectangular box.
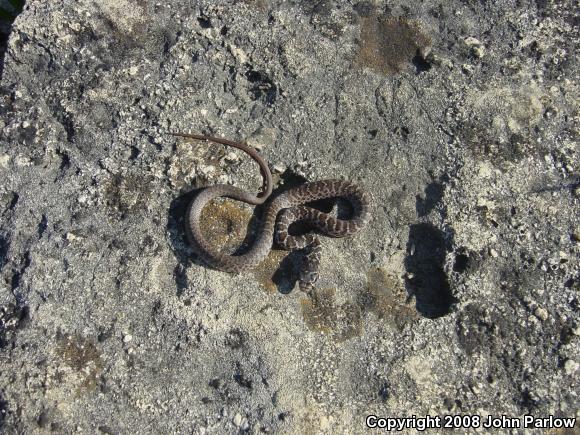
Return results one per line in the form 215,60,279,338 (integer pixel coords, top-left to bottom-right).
166,188,206,296
0,0,26,80
404,223,457,318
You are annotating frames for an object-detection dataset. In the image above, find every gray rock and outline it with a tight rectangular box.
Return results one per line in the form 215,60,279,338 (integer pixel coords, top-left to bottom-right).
0,0,578,432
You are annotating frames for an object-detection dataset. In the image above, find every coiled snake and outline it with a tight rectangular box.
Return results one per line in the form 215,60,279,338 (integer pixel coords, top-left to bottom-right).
172,133,371,294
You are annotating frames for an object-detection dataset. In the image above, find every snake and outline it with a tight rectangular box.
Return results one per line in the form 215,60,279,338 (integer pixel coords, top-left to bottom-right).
171,132,371,294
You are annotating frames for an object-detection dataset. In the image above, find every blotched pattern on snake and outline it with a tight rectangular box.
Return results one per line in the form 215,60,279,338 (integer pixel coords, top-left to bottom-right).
172,133,371,294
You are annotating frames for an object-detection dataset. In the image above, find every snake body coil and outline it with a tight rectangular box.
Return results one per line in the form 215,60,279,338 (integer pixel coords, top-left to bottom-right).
173,133,371,292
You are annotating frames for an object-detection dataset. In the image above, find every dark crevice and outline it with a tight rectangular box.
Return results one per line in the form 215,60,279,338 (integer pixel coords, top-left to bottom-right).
56,148,71,172
0,234,8,270
10,249,31,291
453,250,470,273
245,68,277,105
233,363,253,389
7,192,18,211
0,394,7,428
0,0,26,81
412,50,432,73
60,112,75,143
404,223,456,318
37,214,48,237
197,16,212,28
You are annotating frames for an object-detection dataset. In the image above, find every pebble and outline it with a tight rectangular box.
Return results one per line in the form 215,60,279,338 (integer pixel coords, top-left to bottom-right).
464,37,482,48
534,307,548,321
462,64,475,74
466,39,485,58
123,334,133,343
15,155,33,167
272,163,286,174
65,232,82,242
573,186,580,197
489,248,499,258
0,153,10,169
564,359,578,375
223,151,239,162
233,413,242,427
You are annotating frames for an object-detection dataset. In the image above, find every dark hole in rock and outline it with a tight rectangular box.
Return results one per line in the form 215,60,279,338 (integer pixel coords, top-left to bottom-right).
245,69,277,105
378,383,389,401
453,252,470,273
233,369,253,389
412,50,432,73
404,223,456,318
0,396,8,428
197,16,212,28
37,214,48,237
129,146,140,160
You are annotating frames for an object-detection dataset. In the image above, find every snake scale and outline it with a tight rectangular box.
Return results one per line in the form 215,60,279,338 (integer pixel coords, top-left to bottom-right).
171,133,371,293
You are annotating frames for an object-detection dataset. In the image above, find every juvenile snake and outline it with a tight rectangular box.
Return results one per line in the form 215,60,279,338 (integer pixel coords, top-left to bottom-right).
171,132,371,293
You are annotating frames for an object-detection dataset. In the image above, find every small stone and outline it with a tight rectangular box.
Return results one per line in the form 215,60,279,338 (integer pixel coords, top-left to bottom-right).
319,415,332,430
573,186,580,197
0,153,10,169
65,232,82,242
564,359,579,375
477,161,493,178
464,37,482,47
199,165,215,177
123,334,133,343
233,413,242,427
230,46,248,64
223,151,239,162
272,163,286,174
15,155,33,167
472,46,485,58
462,64,474,74
464,38,485,58
534,307,548,321
489,248,499,258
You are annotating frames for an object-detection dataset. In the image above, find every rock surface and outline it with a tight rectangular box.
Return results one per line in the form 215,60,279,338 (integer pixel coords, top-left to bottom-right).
0,0,578,432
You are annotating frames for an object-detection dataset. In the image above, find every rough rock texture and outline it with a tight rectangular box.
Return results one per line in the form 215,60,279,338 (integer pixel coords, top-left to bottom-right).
0,0,578,433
